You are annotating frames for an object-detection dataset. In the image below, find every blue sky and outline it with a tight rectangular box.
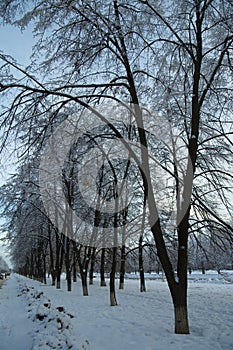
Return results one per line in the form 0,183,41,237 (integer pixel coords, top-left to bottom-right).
0,23,34,64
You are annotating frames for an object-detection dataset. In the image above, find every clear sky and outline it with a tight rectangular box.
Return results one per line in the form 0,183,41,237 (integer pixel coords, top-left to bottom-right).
0,23,34,63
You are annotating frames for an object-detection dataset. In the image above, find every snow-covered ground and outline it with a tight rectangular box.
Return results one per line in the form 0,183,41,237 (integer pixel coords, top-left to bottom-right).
0,272,232,350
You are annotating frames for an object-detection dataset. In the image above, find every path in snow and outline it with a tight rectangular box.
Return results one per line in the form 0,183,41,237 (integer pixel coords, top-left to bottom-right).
0,275,33,350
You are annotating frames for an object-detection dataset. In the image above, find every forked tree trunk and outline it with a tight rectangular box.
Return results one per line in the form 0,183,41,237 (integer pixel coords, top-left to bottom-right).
150,211,190,334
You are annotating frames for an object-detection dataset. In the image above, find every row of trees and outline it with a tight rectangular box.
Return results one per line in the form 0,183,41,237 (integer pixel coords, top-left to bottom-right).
0,255,9,272
1,160,231,283
0,0,232,334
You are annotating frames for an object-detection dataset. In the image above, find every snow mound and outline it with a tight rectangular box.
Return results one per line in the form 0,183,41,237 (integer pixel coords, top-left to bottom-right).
17,282,90,350
219,271,233,283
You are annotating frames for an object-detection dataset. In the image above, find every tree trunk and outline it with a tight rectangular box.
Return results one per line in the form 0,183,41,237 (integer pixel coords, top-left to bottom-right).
56,271,61,289
150,212,190,334
139,236,146,292
119,244,125,289
110,247,117,306
65,237,72,291
172,206,190,334
201,261,205,274
110,191,119,306
119,202,128,290
139,199,146,292
55,233,61,288
72,242,77,282
43,254,47,284
51,269,56,286
100,248,106,287
75,245,91,296
173,285,189,334
174,304,189,334
57,234,65,288
66,269,72,291
73,261,77,282
29,252,34,279
48,222,56,285
156,261,161,275
89,248,96,285
81,271,88,296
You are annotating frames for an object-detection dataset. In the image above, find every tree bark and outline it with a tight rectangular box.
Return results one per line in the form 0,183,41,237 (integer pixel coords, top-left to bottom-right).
139,236,146,292
139,201,146,292
56,233,65,289
56,271,61,289
51,269,56,286
29,252,34,279
174,304,189,334
55,232,61,288
76,245,91,296
72,242,77,282
81,271,88,296
110,247,117,306
43,253,47,284
48,222,56,285
65,237,72,291
89,248,96,285
119,244,125,289
100,248,106,286
173,284,189,334
201,261,205,274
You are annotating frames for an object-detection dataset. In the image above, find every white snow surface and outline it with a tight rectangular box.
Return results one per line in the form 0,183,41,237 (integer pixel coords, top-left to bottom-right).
0,272,232,350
